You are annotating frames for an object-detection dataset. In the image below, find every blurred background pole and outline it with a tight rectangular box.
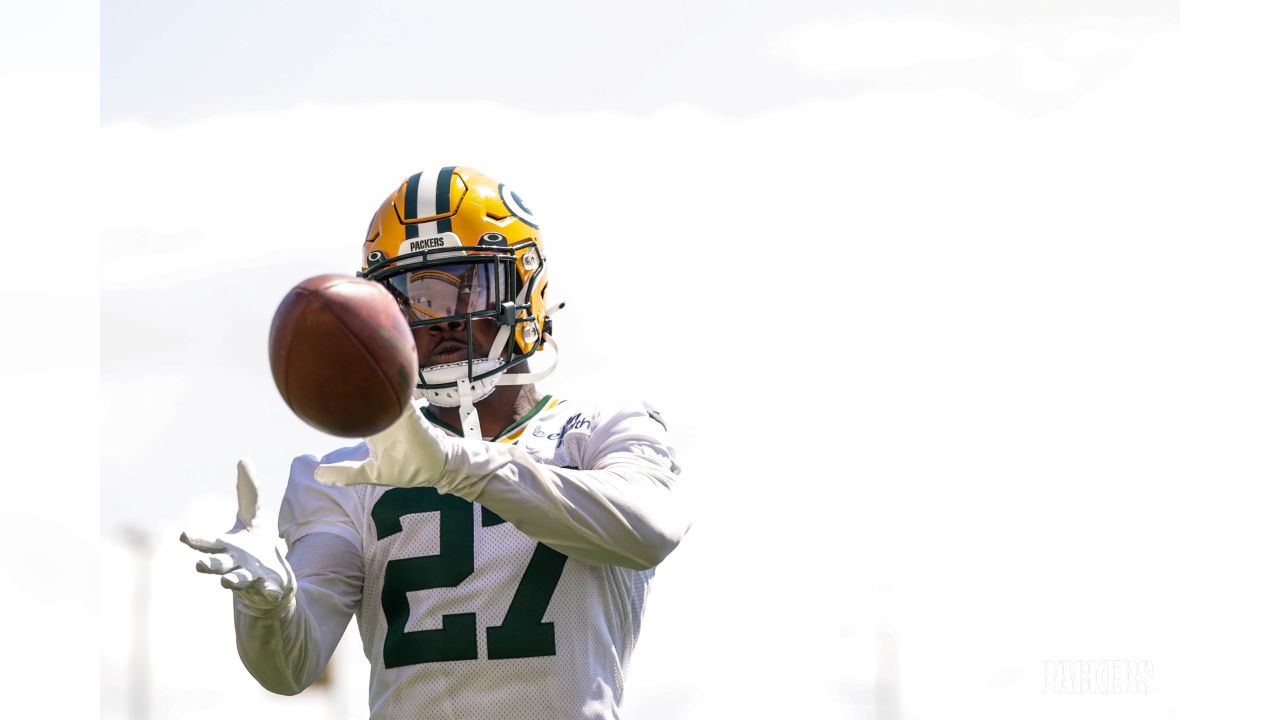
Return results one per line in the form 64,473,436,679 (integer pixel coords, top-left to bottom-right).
874,620,901,720
122,527,151,720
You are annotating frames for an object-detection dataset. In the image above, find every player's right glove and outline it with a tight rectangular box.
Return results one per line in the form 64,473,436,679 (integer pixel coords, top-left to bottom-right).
314,403,451,489
180,459,296,610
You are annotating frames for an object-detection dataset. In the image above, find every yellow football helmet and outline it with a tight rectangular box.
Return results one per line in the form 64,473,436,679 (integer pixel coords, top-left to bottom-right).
359,166,554,413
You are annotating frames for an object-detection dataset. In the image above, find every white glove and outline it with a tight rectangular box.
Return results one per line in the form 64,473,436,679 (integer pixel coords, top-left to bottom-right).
180,459,296,610
314,404,450,489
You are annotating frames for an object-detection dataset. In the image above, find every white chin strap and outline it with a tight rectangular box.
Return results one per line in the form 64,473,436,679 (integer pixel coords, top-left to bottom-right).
415,335,561,440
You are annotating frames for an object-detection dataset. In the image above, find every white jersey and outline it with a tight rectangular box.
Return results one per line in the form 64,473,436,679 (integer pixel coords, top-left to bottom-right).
273,395,684,720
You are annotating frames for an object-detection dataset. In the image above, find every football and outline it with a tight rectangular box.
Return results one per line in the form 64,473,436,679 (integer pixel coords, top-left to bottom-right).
268,274,418,437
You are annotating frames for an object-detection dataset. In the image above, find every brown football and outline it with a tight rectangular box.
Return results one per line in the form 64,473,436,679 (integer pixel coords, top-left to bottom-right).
268,274,418,437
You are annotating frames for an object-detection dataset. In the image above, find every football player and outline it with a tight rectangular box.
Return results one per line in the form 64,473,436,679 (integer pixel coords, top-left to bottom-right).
181,167,690,719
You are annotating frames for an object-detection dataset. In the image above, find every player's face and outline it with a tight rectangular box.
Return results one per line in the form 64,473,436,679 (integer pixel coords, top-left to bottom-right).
382,262,504,368
413,317,500,368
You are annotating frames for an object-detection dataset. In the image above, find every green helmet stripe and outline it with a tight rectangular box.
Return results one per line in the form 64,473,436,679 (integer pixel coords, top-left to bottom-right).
436,166,456,234
404,171,423,239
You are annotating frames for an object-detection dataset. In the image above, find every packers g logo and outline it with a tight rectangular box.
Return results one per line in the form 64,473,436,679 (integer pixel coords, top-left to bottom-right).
499,184,539,229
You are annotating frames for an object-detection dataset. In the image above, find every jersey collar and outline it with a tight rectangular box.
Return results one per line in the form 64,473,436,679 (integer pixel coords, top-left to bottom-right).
420,394,557,443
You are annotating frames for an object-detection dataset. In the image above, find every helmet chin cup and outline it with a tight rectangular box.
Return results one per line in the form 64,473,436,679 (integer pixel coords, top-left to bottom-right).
415,357,504,407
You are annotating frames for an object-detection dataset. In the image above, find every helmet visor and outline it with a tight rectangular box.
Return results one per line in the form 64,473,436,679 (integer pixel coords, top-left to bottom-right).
382,261,501,325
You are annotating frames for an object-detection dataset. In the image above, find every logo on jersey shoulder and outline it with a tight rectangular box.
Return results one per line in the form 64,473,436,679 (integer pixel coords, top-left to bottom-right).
530,412,593,448
555,413,592,449
530,425,561,442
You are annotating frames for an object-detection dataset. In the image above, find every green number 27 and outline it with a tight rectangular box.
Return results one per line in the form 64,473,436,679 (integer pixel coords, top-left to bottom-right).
372,487,568,669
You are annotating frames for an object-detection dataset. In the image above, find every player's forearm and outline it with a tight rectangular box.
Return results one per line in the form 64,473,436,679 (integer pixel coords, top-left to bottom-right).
232,581,345,695
438,444,691,569
495,460,689,570
232,533,362,695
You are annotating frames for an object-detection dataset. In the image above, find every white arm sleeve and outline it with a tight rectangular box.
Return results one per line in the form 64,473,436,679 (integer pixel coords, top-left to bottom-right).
234,449,367,695
233,531,363,695
433,401,691,570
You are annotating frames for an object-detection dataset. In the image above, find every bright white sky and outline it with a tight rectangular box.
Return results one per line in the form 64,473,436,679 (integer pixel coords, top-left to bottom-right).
100,0,1177,122
10,1,1280,719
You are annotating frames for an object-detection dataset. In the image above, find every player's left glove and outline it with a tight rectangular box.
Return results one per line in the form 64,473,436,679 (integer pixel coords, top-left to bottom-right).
314,404,452,489
179,460,296,610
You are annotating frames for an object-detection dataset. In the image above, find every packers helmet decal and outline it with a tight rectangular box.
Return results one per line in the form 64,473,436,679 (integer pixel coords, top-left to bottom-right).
499,184,538,229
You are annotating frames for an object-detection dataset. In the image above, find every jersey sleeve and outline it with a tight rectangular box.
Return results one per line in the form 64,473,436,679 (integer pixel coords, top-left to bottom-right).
278,444,369,553
434,399,691,570
574,400,682,478
238,447,368,695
